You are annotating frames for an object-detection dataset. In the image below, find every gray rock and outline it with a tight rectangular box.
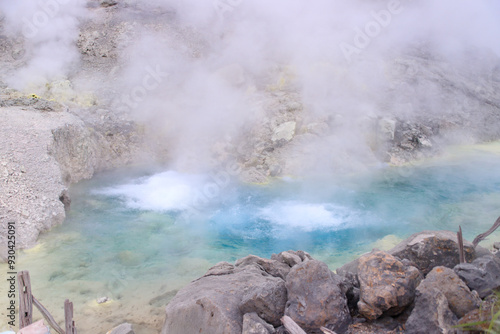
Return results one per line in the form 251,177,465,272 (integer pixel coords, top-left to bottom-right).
476,245,493,258
337,271,360,315
271,250,313,268
405,288,457,334
336,257,360,277
236,255,291,280
494,242,500,250
239,278,287,326
108,323,134,334
418,266,480,318
161,264,285,334
454,255,500,298
389,230,476,275
242,313,275,334
204,261,235,277
285,260,351,333
276,252,301,267
357,250,422,320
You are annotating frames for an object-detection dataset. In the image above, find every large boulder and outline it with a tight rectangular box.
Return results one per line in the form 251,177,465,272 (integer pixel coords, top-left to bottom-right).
357,250,422,320
405,287,457,334
389,230,476,275
454,254,500,298
285,260,351,333
417,266,480,318
161,260,286,334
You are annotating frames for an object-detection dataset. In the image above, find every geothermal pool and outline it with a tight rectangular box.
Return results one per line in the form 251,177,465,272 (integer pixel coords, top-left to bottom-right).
2,143,500,333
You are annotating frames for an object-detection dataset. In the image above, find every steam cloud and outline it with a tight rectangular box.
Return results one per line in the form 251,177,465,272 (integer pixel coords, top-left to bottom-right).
1,0,500,174
0,0,87,89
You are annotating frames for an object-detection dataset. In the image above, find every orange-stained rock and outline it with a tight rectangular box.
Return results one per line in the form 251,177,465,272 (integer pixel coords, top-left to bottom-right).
357,250,422,320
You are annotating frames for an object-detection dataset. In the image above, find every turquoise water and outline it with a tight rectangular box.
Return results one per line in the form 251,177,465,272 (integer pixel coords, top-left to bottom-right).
3,144,500,332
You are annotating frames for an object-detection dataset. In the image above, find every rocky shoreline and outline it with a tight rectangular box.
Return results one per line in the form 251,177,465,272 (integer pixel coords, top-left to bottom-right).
0,100,144,255
161,230,500,334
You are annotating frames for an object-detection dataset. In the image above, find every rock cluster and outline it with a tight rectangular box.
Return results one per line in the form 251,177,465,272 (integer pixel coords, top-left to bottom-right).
162,231,500,334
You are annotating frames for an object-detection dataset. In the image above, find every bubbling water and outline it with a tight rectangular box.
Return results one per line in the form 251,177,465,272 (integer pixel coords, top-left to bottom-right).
1,143,500,333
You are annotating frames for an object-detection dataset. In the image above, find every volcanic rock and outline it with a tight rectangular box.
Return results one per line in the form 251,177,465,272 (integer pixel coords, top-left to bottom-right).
389,230,476,275
284,260,351,333
405,288,457,334
357,250,422,320
236,254,292,280
239,278,287,326
417,266,480,318
242,312,275,334
161,260,286,334
454,254,500,298
271,250,313,267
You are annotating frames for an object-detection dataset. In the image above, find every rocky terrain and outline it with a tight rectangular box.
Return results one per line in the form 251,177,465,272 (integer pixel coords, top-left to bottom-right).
0,94,143,254
162,231,500,334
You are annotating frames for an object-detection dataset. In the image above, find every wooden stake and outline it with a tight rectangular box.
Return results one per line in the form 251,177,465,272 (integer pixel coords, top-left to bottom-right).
472,216,500,248
32,295,65,334
458,225,465,264
281,316,307,334
18,271,33,329
65,299,76,334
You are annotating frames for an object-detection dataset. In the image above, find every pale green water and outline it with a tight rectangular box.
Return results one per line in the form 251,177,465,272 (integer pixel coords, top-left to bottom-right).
1,143,500,333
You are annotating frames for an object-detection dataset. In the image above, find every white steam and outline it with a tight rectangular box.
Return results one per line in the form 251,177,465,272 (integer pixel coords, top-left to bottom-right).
2,0,500,173
0,0,87,89
107,0,500,171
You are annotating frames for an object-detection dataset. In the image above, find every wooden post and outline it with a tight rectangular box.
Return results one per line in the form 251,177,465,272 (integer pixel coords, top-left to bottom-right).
65,299,76,334
472,216,500,248
18,271,33,328
281,316,307,334
32,295,65,334
457,226,465,264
